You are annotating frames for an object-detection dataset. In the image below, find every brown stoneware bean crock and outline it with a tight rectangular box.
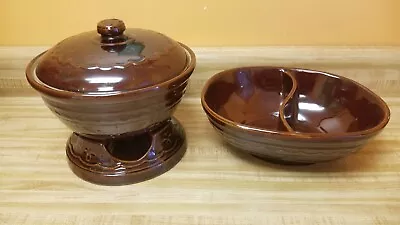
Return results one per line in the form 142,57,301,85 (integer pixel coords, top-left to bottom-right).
201,66,390,165
26,19,196,185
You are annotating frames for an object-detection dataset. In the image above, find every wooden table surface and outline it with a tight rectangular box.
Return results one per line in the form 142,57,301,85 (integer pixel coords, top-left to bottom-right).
0,47,399,225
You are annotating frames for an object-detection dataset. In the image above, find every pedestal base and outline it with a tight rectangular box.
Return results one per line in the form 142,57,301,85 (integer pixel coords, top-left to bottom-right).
66,117,186,185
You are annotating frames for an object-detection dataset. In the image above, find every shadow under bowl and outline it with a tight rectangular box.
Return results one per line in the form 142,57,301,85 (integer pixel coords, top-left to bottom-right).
201,66,390,165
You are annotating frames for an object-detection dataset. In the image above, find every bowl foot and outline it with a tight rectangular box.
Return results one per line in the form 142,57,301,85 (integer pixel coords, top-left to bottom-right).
250,153,315,166
66,117,186,185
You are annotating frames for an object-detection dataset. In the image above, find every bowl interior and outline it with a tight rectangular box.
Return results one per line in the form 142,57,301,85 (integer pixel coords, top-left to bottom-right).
203,67,389,135
288,69,388,134
203,67,295,132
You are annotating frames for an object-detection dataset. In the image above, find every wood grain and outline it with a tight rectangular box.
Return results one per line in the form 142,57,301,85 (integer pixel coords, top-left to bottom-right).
0,47,399,225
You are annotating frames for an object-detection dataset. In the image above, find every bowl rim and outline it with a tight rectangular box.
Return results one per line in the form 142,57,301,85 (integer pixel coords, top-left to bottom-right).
25,42,196,99
201,66,391,140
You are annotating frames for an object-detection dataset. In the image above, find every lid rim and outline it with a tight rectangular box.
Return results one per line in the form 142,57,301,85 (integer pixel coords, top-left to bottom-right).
33,19,191,93
26,43,196,99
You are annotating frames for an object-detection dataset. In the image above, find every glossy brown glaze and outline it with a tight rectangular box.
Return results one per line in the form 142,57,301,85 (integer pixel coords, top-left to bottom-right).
33,19,188,93
201,67,390,164
203,67,296,132
25,19,196,185
36,69,192,136
67,118,186,185
288,69,387,134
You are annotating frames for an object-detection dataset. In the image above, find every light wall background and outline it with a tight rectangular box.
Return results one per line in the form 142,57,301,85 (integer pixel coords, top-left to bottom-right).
1,0,399,46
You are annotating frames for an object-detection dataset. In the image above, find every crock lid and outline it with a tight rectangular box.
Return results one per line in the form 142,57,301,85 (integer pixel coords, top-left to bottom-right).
32,19,189,93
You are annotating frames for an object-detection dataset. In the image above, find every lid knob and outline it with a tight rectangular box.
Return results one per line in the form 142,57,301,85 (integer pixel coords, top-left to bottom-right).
97,19,126,37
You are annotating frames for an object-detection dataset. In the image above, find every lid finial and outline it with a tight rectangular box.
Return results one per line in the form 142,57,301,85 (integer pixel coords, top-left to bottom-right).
97,19,126,37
